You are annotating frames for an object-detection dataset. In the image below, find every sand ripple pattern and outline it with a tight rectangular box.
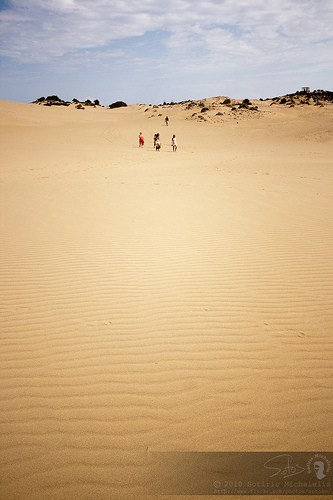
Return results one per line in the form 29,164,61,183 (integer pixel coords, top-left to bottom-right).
1,102,333,499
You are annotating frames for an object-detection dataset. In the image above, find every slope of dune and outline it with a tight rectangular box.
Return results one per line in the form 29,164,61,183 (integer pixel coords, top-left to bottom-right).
0,98,332,499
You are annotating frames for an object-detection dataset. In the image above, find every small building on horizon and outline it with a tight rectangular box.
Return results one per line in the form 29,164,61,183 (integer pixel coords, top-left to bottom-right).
302,86,311,93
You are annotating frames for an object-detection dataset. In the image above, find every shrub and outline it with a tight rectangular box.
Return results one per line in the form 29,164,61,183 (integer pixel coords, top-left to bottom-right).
222,98,231,105
109,101,127,109
186,102,196,109
46,95,62,101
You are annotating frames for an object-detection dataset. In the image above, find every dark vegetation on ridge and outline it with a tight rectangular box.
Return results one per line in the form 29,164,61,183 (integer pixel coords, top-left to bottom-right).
148,89,332,123
156,90,332,108
32,90,331,115
32,96,127,109
268,89,333,107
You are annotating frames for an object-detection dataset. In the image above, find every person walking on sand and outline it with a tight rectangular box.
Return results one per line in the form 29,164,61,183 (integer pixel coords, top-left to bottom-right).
139,132,145,147
155,136,161,151
171,134,177,152
165,116,169,126
154,133,161,151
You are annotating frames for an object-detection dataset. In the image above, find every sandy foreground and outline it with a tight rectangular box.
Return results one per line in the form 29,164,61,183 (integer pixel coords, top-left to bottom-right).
0,99,332,500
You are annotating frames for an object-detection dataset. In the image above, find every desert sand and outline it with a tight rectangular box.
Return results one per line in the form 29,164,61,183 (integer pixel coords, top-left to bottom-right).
0,97,332,499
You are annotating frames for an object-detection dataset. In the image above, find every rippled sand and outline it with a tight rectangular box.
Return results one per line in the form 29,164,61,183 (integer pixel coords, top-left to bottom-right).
1,99,332,499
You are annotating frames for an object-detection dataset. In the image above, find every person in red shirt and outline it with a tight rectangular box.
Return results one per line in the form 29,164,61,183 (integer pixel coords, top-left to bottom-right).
139,132,145,147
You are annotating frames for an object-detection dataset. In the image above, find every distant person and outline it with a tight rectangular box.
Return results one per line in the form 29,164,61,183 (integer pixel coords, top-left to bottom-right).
165,116,169,126
153,133,159,148
155,136,161,151
171,134,177,152
139,132,145,147
154,133,161,151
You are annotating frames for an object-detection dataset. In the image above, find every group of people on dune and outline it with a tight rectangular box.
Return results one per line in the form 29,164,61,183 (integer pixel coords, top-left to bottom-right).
139,132,177,152
138,115,177,152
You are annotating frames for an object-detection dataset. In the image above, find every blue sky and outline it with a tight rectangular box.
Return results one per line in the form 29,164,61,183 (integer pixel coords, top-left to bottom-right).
0,0,332,105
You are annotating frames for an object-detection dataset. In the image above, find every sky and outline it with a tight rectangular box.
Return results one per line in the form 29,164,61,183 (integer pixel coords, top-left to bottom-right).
0,0,332,105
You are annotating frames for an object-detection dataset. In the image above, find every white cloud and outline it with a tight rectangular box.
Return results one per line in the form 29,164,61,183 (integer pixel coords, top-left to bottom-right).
0,0,332,102
1,0,332,62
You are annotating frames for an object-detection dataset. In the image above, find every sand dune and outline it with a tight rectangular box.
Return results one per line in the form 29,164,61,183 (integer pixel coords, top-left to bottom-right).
0,98,332,499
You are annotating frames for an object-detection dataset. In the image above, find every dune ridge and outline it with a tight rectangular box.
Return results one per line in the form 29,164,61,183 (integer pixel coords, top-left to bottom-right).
1,98,332,499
